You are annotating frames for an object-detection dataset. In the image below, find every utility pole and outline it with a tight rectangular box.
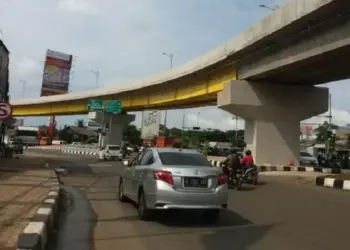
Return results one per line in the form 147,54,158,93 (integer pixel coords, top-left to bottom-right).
161,52,174,137
181,113,186,149
197,112,200,127
325,93,332,155
232,115,242,143
90,70,100,88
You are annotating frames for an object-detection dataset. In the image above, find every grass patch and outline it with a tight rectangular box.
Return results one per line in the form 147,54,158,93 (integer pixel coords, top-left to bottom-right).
324,174,350,180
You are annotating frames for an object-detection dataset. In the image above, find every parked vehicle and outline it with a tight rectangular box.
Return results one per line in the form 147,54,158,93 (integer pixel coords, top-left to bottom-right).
300,151,318,166
98,145,122,161
52,140,67,145
118,148,228,222
15,126,40,146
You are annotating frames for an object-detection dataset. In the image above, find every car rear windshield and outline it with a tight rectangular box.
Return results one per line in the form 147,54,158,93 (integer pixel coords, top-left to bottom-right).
159,152,212,167
300,152,312,157
108,146,120,151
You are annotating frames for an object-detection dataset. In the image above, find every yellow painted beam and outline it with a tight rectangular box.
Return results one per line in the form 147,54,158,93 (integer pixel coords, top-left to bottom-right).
12,66,236,116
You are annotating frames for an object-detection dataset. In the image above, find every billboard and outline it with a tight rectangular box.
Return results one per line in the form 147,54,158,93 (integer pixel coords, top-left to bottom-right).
300,123,319,140
40,49,73,96
141,110,161,139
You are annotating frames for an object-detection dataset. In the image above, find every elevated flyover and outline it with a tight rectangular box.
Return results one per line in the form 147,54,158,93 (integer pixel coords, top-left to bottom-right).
11,0,349,117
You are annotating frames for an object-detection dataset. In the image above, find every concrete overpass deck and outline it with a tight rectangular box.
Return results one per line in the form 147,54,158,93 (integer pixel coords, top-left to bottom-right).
10,0,349,116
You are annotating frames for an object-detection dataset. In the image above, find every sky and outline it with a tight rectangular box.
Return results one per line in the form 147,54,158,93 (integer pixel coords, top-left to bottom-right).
1,0,350,131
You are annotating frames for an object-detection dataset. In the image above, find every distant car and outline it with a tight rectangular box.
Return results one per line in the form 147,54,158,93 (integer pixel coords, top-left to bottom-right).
98,145,122,161
118,148,228,222
52,140,67,145
300,151,318,166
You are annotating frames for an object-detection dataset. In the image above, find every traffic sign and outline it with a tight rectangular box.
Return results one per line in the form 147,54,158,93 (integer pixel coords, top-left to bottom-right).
0,102,12,120
105,100,122,114
87,99,103,112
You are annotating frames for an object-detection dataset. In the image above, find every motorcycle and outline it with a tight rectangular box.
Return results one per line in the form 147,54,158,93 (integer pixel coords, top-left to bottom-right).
222,164,242,190
222,164,259,190
236,165,259,185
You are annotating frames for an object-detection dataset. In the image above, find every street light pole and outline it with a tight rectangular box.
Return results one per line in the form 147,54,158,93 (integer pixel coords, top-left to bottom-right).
197,112,200,127
181,113,186,148
19,80,27,98
325,93,333,155
162,52,174,137
232,115,242,143
90,70,100,88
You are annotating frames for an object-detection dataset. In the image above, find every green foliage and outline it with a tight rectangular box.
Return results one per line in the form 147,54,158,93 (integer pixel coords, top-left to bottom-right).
315,121,338,143
74,119,85,128
56,121,245,146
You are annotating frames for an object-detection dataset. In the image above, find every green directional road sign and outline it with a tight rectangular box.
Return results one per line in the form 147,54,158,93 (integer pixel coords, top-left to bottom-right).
87,99,103,112
105,100,122,114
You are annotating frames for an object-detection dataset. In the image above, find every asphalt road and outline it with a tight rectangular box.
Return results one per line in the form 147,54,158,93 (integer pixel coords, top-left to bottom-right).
26,149,350,250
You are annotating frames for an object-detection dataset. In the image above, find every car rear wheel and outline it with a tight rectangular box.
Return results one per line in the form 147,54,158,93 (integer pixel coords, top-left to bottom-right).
202,209,220,224
138,190,153,221
118,180,127,202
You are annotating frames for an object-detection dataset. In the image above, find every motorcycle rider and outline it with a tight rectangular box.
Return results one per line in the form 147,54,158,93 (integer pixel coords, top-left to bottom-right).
241,149,254,167
222,148,241,179
240,149,258,184
121,142,128,158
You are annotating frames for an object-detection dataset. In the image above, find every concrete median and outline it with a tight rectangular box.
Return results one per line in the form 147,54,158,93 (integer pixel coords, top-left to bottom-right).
25,145,99,156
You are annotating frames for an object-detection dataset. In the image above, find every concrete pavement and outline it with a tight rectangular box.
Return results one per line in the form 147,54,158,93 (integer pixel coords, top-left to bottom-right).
0,157,54,249
44,154,350,250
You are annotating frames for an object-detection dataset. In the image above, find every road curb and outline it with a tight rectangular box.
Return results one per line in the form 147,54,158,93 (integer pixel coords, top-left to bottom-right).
25,146,61,150
16,163,61,250
315,176,350,191
209,160,350,174
61,149,98,156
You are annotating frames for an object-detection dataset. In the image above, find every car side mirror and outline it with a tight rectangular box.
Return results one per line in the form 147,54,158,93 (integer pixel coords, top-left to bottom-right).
123,160,129,166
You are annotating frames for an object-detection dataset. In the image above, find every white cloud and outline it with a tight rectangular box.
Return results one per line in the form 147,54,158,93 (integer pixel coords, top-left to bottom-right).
304,109,350,127
58,0,97,14
12,57,42,77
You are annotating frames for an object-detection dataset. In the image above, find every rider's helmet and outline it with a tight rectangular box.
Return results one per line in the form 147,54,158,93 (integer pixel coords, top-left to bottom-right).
245,149,252,155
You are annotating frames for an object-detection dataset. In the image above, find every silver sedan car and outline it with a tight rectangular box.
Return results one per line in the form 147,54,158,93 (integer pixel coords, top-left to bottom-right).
118,148,228,222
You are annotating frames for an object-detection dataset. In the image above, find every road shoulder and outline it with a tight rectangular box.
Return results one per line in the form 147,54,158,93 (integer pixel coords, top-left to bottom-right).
0,157,60,249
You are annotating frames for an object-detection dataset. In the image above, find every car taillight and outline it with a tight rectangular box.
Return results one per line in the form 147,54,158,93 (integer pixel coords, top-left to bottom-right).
217,174,227,185
153,170,174,186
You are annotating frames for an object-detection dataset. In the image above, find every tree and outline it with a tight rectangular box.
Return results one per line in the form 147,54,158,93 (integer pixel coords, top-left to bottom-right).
75,119,85,128
57,125,75,143
123,125,141,145
315,121,338,142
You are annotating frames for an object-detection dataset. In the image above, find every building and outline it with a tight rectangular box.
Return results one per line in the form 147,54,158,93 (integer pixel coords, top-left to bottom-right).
0,39,9,101
0,39,10,147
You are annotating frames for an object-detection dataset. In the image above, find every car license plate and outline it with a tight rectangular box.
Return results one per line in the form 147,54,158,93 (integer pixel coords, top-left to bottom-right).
184,177,208,188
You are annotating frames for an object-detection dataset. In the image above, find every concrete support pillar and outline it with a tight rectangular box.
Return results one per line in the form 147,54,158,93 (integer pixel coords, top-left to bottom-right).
104,114,135,145
88,111,135,147
217,80,329,166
